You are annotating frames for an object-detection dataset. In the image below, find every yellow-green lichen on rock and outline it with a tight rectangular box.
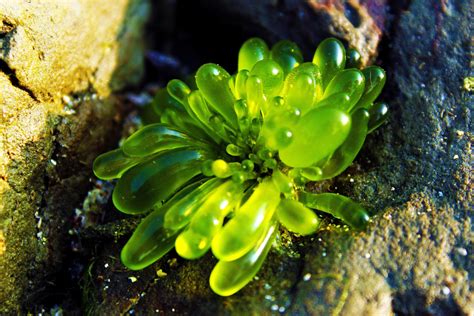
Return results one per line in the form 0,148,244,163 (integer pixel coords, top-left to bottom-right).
0,0,150,312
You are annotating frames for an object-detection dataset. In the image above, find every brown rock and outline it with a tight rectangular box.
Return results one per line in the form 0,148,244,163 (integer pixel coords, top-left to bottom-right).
0,0,150,312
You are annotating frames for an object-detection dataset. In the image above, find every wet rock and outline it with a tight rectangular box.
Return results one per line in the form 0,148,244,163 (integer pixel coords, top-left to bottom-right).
81,226,302,314
0,0,150,312
289,0,473,314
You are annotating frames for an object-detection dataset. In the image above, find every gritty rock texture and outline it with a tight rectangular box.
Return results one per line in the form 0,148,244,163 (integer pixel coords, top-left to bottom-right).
289,0,473,314
81,0,472,314
0,0,148,100
0,0,150,312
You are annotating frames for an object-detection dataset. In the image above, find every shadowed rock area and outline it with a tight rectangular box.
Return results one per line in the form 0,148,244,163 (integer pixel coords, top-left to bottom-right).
1,0,472,314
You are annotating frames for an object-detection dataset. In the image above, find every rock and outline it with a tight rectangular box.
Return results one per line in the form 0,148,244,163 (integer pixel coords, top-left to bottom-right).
81,227,303,314
0,0,150,312
289,0,473,314
0,0,148,100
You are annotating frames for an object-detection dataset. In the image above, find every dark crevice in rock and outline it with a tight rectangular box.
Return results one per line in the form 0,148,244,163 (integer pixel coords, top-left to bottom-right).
0,59,38,101
344,2,361,27
283,239,309,311
0,19,16,57
23,120,77,312
0,20,15,37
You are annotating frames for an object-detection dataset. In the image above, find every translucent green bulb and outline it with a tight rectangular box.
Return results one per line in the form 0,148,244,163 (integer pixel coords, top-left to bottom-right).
246,75,266,117
234,70,250,99
187,90,212,126
314,92,351,111
272,170,294,195
250,59,284,98
121,206,179,270
93,148,141,180
283,62,323,101
279,107,351,167
354,66,386,111
270,40,303,75
211,179,280,261
299,192,370,229
276,199,321,235
175,181,242,259
163,179,221,230
312,38,346,88
285,72,316,114
196,63,238,130
238,38,269,71
308,108,369,180
210,222,277,296
122,124,199,157
211,159,232,178
112,148,207,214
346,47,362,69
367,101,389,133
167,79,191,105
322,69,365,112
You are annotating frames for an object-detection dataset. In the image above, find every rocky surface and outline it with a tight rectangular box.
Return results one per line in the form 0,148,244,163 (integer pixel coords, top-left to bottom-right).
1,0,472,314
291,0,473,314
0,0,150,312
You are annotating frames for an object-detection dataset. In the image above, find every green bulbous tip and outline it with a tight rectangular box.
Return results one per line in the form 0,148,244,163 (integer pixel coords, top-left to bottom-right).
311,108,369,181
212,159,232,178
175,230,210,259
238,38,269,71
277,199,321,235
226,144,244,156
367,101,389,133
245,75,265,117
250,59,284,97
211,179,280,261
234,99,248,119
122,124,198,157
270,40,303,75
121,207,179,270
300,192,370,229
323,68,365,112
241,159,254,172
313,38,346,88
286,72,316,114
354,66,387,111
210,222,277,296
112,149,206,214
271,170,293,195
234,70,250,99
346,48,363,69
163,179,221,230
196,63,238,130
167,79,191,105
279,107,351,168
93,148,141,180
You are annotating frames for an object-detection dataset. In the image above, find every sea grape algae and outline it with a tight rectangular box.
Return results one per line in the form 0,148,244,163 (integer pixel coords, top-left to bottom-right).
93,37,388,296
